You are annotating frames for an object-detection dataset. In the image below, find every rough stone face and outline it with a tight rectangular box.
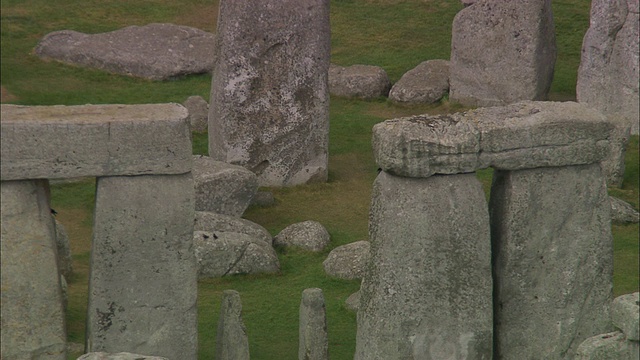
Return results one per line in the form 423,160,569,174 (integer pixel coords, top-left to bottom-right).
574,332,636,360
610,196,640,224
355,172,493,360
449,0,556,106
388,60,449,104
299,288,329,360
209,0,330,186
182,96,209,133
1,180,66,360
193,155,258,217
345,290,361,312
612,292,639,341
86,174,197,359
322,240,370,280
373,101,613,178
194,211,273,245
1,104,191,181
54,218,73,278
61,275,68,311
328,64,392,100
35,23,215,81
78,353,169,360
577,0,639,135
490,164,614,359
601,117,631,187
274,221,330,252
194,231,280,278
216,290,250,360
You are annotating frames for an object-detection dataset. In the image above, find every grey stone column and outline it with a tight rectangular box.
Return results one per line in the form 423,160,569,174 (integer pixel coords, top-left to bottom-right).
1,180,66,359
299,288,329,360
355,171,493,360
490,163,614,359
86,173,197,359
215,290,250,360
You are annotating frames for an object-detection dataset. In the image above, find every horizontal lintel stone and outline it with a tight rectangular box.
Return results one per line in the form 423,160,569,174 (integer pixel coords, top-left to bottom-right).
1,104,191,180
373,101,613,178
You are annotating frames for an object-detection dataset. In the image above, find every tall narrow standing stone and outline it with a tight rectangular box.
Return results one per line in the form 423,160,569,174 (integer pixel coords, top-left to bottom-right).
491,164,614,359
355,172,493,360
299,288,329,360
1,180,66,359
87,174,197,359
208,0,330,186
216,290,250,360
449,0,556,106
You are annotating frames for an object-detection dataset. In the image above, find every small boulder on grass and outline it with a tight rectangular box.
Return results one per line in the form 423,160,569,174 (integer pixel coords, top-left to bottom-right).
345,290,361,312
274,220,330,252
182,95,208,133
610,196,639,224
323,240,370,280
329,64,391,100
389,60,450,105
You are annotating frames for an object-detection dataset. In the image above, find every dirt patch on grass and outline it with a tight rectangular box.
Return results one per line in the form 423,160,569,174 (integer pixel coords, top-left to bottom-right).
1,86,19,103
173,1,219,32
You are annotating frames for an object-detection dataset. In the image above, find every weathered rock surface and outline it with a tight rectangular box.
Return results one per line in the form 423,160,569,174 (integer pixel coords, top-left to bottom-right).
345,290,361,312
329,64,392,100
355,172,493,360
209,0,330,186
373,101,613,178
194,211,273,245
449,0,556,106
216,290,250,360
78,353,169,360
388,60,449,104
274,221,330,252
610,196,640,224
575,331,637,360
35,23,215,80
322,241,370,280
54,218,73,278
182,95,208,133
490,164,613,359
193,155,258,217
577,0,639,135
299,288,329,360
601,117,631,187
194,231,280,278
612,292,639,341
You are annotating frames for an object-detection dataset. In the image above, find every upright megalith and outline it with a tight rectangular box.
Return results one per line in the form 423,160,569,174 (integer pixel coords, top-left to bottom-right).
577,0,639,135
1,180,67,360
209,0,330,186
299,288,329,360
449,0,556,106
216,290,250,360
490,164,614,359
355,172,493,360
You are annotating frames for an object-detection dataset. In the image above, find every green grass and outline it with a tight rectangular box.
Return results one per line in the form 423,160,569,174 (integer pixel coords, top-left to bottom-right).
3,0,638,359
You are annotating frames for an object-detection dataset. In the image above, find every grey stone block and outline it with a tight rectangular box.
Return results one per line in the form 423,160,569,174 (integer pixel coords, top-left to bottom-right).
355,172,492,360
182,95,209,133
345,290,361,312
215,290,250,360
612,292,639,341
299,288,329,360
575,331,635,360
274,220,330,252
194,211,273,245
491,164,614,359
389,60,449,105
1,180,66,360
1,104,191,181
328,64,392,100
610,196,640,224
86,174,197,359
322,240,370,280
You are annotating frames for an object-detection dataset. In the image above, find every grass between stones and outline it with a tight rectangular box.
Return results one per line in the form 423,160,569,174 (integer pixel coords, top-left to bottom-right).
2,0,638,359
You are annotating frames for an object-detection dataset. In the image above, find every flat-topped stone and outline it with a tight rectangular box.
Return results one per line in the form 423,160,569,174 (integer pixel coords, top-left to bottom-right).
611,292,639,341
1,104,191,181
373,101,613,178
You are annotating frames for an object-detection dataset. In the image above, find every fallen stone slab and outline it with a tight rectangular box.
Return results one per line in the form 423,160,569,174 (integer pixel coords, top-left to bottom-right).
373,101,613,178
274,220,330,252
194,211,273,245
329,64,392,100
215,290,250,360
1,104,191,181
322,240,370,280
610,196,640,224
35,23,215,80
78,353,169,360
388,60,449,104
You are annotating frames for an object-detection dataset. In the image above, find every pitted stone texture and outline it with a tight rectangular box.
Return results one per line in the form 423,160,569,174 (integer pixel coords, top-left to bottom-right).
35,24,215,81
610,197,640,224
329,64,392,100
373,101,613,178
216,290,250,360
1,180,66,360
78,353,169,360
491,164,614,359
577,0,639,135
299,288,329,360
274,221,330,252
194,231,280,278
575,332,637,360
355,172,492,360
87,174,197,359
195,211,273,245
612,292,639,341
450,0,556,106
322,241,370,280
345,290,361,312
209,0,330,187
1,104,191,181
182,96,208,133
193,155,258,217
54,218,73,278
389,60,449,104
601,117,631,187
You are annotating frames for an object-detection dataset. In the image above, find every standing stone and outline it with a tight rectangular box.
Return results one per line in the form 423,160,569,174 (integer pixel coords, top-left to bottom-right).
577,0,639,135
449,0,556,106
490,163,614,359
86,174,197,359
1,180,66,360
216,290,250,360
209,0,330,186
600,116,631,187
299,288,329,360
355,172,492,360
